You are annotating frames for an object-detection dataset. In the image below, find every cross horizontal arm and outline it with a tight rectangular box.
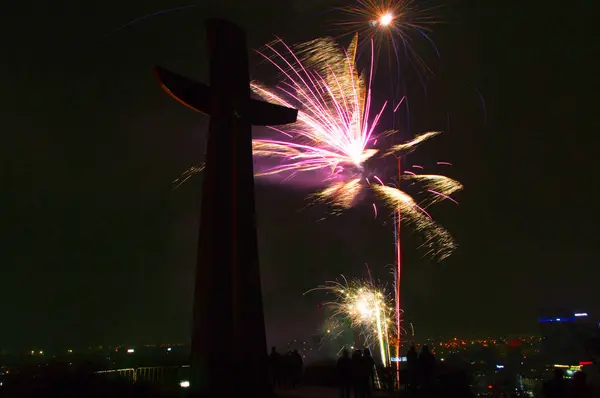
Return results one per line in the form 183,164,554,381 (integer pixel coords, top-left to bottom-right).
153,66,297,126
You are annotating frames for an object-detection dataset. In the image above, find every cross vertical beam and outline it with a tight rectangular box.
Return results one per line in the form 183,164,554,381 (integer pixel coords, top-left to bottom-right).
153,19,297,397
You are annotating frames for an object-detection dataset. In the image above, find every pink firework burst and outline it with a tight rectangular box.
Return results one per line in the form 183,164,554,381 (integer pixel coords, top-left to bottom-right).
250,35,462,260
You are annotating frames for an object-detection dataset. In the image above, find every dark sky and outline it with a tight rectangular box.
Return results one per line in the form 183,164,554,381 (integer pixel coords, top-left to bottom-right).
1,0,597,351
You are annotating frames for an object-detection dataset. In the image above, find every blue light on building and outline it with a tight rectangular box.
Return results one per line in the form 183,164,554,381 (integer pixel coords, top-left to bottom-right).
538,312,588,323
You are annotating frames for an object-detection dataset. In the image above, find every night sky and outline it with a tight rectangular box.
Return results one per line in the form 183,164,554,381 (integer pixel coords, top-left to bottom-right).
1,0,597,351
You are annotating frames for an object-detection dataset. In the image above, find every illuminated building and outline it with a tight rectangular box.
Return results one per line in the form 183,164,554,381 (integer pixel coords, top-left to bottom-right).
539,310,598,365
553,364,583,379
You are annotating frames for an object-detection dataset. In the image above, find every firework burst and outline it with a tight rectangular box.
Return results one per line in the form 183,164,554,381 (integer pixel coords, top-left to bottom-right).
306,277,395,366
251,34,383,179
250,35,461,261
334,0,441,75
173,35,460,260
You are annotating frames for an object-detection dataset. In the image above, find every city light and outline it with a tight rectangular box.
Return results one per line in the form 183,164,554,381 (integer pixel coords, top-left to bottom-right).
127,348,135,354
574,312,588,317
539,317,576,323
496,364,504,369
180,380,190,388
558,365,583,378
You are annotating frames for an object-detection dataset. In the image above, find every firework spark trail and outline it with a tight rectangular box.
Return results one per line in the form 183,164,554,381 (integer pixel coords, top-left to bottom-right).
173,164,205,189
313,178,363,209
427,190,459,205
306,278,394,366
383,131,441,157
393,96,405,113
102,5,199,39
402,174,463,206
373,185,456,260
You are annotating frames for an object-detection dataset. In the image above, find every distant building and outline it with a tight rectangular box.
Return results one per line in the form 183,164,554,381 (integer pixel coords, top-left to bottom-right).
538,310,598,365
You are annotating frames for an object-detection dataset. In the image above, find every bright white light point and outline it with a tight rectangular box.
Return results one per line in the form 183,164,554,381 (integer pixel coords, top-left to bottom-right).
379,13,393,26
180,380,190,388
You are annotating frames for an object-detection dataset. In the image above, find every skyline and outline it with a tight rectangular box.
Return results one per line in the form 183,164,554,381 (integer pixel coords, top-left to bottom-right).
0,330,570,355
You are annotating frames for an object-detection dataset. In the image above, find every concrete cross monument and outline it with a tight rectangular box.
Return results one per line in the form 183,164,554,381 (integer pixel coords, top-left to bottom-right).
153,19,297,397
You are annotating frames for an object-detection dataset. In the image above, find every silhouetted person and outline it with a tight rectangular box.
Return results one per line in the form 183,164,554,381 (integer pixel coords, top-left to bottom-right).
337,349,353,398
407,344,419,393
381,365,394,393
351,350,366,398
283,351,293,388
362,348,376,396
419,345,436,390
570,371,592,398
543,368,567,398
268,347,282,388
291,349,303,387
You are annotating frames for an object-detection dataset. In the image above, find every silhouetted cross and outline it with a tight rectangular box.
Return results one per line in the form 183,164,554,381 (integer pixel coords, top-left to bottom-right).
153,18,297,398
